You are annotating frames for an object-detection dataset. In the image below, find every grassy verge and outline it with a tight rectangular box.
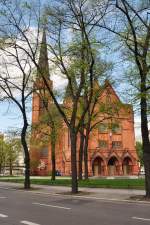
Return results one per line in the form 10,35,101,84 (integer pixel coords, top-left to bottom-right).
0,177,145,189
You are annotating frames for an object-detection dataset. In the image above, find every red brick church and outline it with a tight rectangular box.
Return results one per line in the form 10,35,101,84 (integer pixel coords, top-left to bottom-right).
30,32,139,177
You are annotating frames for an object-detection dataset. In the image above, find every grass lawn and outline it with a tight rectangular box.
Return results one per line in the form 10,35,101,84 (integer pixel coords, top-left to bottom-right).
0,176,145,189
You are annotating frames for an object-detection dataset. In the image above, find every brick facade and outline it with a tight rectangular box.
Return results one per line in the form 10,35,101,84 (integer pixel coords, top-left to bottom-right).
30,31,139,177
30,79,139,177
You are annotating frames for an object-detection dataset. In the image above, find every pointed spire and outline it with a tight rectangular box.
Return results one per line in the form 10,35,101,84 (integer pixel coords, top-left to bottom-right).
104,79,111,87
38,29,49,79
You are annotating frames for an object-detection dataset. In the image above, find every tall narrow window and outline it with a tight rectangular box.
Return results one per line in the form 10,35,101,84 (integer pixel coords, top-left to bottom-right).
112,141,122,149
40,98,48,110
99,140,108,148
111,123,121,133
98,123,108,133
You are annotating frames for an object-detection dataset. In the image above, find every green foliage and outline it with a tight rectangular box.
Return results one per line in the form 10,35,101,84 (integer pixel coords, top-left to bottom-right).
34,103,62,145
0,177,145,190
136,141,143,166
6,138,21,165
114,3,150,111
30,159,40,170
0,134,21,174
0,138,7,172
21,1,31,9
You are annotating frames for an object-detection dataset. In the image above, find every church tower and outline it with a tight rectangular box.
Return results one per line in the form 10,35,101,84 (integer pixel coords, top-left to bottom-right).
31,30,53,175
32,29,53,124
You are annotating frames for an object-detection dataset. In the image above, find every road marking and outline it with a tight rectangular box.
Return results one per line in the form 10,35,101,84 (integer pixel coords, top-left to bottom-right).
33,202,71,210
21,221,40,225
0,197,6,199
0,213,8,218
132,216,150,221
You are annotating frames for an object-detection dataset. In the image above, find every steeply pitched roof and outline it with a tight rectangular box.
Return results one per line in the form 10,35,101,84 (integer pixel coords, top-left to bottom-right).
102,80,121,103
37,29,49,79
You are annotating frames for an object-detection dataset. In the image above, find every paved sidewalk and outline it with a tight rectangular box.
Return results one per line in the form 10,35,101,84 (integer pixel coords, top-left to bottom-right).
0,181,146,201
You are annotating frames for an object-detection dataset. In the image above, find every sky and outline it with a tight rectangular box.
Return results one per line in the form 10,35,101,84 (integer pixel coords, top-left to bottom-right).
0,101,26,132
0,0,143,141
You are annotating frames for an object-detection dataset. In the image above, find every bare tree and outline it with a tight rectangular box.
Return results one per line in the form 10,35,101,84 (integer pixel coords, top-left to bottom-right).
115,0,150,199
0,0,42,189
0,42,34,188
0,0,110,193
96,0,150,198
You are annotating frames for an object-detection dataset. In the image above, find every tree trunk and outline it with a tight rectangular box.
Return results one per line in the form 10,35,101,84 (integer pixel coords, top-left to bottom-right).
140,77,150,198
21,120,30,189
9,160,13,176
0,164,2,174
70,130,78,193
24,155,30,189
84,132,89,180
78,129,84,180
84,117,90,180
51,129,56,181
143,153,150,198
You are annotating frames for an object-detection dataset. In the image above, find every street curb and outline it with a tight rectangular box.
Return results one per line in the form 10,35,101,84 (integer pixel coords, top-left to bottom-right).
0,185,149,205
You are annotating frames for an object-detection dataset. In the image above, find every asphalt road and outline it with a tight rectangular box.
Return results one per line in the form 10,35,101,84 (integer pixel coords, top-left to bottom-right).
0,186,150,225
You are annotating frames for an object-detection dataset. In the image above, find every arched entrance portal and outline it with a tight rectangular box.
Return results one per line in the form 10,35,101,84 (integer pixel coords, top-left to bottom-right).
92,157,104,176
108,157,119,176
123,157,132,175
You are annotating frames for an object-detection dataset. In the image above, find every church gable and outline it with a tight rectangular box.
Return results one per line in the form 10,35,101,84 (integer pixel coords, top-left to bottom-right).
99,81,121,104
